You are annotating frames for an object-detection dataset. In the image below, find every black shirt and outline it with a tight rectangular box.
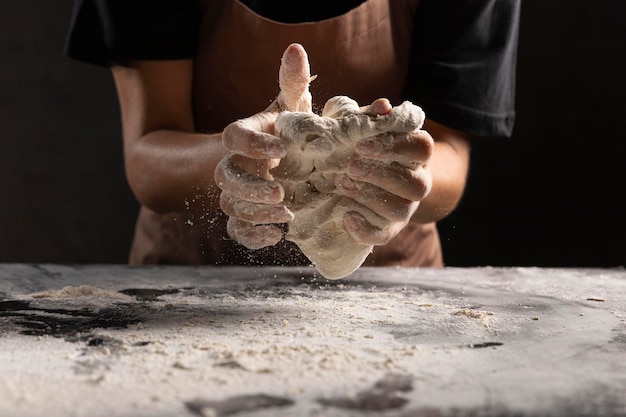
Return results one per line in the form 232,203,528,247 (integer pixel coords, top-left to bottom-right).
64,0,519,137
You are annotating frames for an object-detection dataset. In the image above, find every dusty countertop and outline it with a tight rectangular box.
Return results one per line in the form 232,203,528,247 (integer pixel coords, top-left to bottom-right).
1,264,625,417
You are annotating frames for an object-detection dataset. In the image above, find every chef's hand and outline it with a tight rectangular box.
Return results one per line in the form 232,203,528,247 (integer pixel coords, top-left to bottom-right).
336,99,434,246
214,43,313,249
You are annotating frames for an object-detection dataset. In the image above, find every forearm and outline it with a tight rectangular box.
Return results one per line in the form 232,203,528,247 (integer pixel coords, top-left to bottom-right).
125,130,227,214
111,60,230,214
411,120,471,224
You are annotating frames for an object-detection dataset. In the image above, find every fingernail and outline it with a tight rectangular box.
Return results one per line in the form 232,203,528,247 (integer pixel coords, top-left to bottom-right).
269,145,287,158
265,137,287,157
372,98,392,115
356,140,379,156
348,160,369,178
343,214,359,230
337,174,357,190
344,212,365,231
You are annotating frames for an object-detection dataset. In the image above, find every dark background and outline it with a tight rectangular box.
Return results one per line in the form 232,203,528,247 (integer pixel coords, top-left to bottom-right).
1,1,624,267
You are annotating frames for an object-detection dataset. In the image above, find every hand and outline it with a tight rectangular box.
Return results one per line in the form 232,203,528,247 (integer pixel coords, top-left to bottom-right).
335,99,434,246
214,43,314,249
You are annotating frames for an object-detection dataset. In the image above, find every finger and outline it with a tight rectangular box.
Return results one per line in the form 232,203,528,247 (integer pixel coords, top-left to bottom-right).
322,96,360,118
335,174,419,222
214,154,284,204
356,130,434,167
222,114,286,159
220,192,294,224
360,98,392,116
346,158,432,202
226,218,283,250
343,211,398,246
277,43,314,112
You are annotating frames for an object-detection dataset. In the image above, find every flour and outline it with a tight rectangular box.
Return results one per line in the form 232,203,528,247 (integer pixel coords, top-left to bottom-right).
23,286,135,313
453,309,494,320
2,266,625,417
273,96,425,279
31,286,132,301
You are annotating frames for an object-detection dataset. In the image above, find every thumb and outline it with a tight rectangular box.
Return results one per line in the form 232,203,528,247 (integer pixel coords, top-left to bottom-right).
277,43,315,113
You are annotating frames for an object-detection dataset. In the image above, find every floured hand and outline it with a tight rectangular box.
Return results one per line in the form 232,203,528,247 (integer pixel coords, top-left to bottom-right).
340,109,433,246
272,95,427,278
214,43,314,249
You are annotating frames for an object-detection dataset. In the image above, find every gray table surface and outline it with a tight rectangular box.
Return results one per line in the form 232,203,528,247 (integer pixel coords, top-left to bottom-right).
1,264,625,417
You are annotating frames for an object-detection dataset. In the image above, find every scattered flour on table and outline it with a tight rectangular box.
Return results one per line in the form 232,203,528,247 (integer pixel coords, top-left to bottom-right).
30,285,133,301
1,280,522,417
27,286,134,309
3,267,625,417
454,308,494,319
453,308,496,330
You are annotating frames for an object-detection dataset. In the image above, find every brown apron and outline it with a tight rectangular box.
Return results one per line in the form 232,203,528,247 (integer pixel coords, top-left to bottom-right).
129,0,443,268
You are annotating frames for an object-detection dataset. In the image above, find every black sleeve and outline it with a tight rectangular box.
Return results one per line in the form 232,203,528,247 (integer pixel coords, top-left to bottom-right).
405,0,520,138
64,0,201,67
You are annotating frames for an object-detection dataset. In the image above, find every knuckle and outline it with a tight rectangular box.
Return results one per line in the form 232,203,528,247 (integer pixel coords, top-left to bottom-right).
226,218,282,250
373,229,393,245
388,203,413,223
411,132,434,159
219,192,234,214
213,160,227,188
221,122,241,150
407,170,432,201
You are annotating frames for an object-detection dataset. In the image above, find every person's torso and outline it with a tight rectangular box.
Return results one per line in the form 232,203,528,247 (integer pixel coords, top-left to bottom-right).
130,0,443,268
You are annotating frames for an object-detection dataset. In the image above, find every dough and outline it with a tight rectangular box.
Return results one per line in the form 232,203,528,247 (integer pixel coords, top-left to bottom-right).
220,45,425,279
272,96,425,279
